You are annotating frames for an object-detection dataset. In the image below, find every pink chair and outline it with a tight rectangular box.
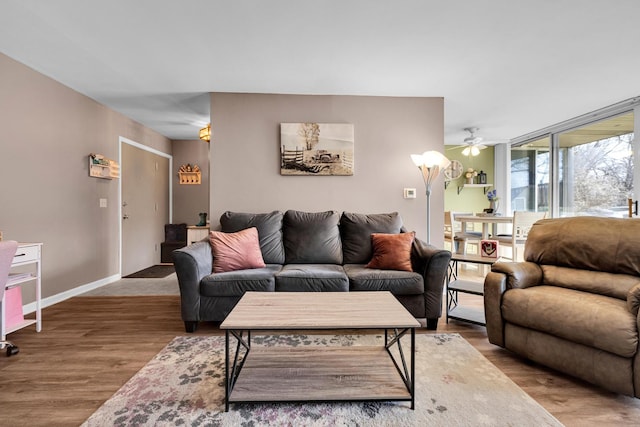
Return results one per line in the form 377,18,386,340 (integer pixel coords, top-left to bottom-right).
0,240,19,356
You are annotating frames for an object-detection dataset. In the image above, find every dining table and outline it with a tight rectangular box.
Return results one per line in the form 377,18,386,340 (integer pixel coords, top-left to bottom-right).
455,214,514,240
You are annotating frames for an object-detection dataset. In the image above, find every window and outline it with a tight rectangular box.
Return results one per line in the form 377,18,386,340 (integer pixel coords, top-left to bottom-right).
510,110,634,218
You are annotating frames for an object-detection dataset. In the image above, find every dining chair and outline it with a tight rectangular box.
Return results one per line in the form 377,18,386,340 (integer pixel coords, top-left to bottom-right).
494,211,547,261
444,211,481,255
0,240,20,356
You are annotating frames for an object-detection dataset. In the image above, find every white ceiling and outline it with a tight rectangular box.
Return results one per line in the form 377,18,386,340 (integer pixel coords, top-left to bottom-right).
1,0,638,145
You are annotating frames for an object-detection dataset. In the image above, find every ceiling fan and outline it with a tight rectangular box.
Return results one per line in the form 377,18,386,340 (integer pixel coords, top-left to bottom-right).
448,127,487,156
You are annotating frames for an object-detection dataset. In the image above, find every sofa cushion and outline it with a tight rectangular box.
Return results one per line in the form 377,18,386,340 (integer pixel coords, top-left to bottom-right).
340,212,403,264
283,210,342,264
502,285,638,358
366,232,415,272
344,264,424,295
275,264,349,292
200,265,281,297
220,211,285,264
209,227,266,273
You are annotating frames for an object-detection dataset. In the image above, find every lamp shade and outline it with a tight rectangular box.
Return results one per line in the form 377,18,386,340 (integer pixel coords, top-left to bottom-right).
410,150,450,187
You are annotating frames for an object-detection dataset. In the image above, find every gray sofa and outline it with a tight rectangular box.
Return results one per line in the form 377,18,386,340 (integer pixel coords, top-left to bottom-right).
485,216,640,397
173,210,451,332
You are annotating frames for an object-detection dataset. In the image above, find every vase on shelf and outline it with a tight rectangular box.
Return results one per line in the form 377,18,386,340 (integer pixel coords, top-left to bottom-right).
197,212,207,226
489,200,499,213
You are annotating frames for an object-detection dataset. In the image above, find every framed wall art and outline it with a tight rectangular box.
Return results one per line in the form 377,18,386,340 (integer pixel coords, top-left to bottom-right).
280,123,354,176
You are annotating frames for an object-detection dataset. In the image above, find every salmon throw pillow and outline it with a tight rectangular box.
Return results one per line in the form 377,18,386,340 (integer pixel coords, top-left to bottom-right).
366,232,415,272
209,227,266,273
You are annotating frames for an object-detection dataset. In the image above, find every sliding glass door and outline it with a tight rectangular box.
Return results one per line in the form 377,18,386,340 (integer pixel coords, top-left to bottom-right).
511,136,550,214
510,111,634,218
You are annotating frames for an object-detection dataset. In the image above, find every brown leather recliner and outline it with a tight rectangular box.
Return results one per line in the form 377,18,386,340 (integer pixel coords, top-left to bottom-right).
484,216,640,397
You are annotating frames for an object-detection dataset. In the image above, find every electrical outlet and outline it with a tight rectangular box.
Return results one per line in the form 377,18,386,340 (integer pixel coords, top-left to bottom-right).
99,198,107,208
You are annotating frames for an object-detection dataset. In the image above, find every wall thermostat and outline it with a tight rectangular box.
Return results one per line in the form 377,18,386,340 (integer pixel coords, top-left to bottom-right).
404,188,417,199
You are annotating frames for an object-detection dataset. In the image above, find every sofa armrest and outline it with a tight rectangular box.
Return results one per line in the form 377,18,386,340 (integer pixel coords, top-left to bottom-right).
172,241,213,322
411,238,452,323
484,261,543,347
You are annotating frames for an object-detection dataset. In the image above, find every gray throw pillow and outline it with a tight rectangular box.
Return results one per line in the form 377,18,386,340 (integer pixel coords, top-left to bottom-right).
283,210,343,264
219,211,285,264
340,212,403,264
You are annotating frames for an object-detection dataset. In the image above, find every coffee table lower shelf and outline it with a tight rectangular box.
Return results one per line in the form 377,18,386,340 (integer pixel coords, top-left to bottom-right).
229,345,412,403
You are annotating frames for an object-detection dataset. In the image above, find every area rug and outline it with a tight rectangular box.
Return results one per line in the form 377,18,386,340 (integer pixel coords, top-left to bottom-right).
123,265,174,279
82,334,563,426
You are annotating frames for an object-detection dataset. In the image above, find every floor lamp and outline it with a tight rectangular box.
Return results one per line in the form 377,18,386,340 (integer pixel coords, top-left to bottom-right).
411,151,450,245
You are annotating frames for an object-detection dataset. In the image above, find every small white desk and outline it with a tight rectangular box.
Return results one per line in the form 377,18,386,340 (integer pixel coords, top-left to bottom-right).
456,215,513,240
2,242,42,341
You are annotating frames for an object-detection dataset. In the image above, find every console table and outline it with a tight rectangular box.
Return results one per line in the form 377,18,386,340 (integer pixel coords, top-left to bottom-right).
186,226,209,245
2,242,42,341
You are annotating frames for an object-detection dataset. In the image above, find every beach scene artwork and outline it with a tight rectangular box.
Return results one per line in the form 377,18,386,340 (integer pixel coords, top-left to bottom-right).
280,123,354,175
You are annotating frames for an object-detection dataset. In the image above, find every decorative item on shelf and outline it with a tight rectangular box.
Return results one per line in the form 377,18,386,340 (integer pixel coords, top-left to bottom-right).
480,239,499,258
199,123,211,142
487,189,499,213
477,170,487,184
443,159,463,189
89,153,120,179
197,212,208,226
464,168,477,185
179,164,202,184
410,150,450,244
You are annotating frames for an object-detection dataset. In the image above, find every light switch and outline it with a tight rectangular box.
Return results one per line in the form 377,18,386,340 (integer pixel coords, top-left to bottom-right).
404,188,417,199
99,198,107,208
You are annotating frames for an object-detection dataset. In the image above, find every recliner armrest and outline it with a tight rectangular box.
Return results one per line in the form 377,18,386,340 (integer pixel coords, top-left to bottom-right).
484,261,543,347
491,261,543,289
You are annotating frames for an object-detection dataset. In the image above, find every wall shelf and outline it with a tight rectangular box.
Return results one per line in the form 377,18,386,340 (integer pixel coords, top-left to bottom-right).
89,154,119,179
179,172,201,185
457,183,492,195
178,164,201,185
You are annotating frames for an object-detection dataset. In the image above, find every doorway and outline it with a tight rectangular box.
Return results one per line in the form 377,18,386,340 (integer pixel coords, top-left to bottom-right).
119,137,172,276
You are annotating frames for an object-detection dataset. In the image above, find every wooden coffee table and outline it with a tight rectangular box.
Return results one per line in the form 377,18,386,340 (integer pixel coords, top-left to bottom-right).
220,291,420,411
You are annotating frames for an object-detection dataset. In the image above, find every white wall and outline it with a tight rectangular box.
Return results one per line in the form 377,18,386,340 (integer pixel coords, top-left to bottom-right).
209,93,445,245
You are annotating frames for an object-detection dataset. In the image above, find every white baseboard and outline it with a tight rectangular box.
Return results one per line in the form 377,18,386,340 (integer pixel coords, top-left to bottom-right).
22,274,122,315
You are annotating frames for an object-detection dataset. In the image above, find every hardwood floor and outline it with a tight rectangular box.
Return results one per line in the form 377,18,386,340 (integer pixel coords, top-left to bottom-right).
1,293,639,426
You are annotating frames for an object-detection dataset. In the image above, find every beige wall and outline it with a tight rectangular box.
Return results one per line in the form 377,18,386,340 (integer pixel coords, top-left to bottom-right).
209,93,445,244
172,140,210,225
0,53,172,303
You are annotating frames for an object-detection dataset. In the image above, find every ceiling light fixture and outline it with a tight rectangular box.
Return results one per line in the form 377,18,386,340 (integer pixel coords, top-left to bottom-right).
461,145,480,157
199,123,211,142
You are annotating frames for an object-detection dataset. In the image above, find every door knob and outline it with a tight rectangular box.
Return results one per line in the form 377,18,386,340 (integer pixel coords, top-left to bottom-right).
123,214,129,220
